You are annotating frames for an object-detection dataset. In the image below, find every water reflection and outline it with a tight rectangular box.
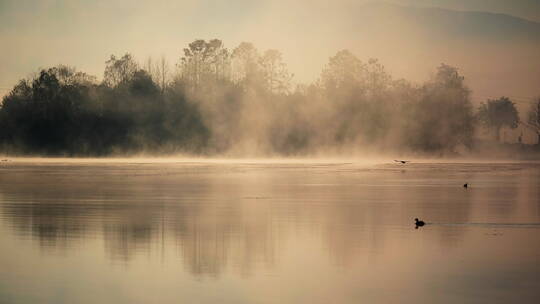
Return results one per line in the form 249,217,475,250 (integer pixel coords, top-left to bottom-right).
0,163,285,276
2,163,537,262
1,161,540,303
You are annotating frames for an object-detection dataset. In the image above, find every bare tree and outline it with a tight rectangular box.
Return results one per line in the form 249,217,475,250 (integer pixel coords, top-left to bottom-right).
143,56,170,93
155,56,170,93
144,57,155,81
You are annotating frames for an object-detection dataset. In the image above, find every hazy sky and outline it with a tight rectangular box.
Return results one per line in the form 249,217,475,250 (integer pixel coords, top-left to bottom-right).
392,0,540,21
1,0,539,100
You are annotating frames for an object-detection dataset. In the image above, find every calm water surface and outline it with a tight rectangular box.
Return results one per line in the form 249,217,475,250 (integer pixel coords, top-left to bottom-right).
0,159,539,303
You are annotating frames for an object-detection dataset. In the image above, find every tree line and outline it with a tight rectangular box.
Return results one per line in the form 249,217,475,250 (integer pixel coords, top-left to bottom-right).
0,39,538,156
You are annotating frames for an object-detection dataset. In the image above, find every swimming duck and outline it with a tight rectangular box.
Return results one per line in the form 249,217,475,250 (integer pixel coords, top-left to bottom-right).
394,160,410,164
463,183,468,188
415,218,425,227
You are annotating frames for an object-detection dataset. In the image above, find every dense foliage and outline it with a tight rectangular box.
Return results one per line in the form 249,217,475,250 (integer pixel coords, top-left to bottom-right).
0,39,528,156
526,98,540,144
0,65,208,155
477,97,519,141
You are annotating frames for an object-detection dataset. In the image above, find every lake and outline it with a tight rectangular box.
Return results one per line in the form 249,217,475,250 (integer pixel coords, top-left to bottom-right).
1,159,539,303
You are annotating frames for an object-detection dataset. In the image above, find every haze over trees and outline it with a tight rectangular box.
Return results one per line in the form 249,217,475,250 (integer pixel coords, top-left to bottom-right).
526,98,540,144
402,64,476,151
477,97,520,141
0,39,535,156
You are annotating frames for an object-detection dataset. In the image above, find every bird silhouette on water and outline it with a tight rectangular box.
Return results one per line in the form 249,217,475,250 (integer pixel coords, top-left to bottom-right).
415,218,425,229
463,183,468,188
394,160,410,164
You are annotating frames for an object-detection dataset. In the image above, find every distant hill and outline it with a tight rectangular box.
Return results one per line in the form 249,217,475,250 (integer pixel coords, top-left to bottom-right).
282,2,540,104
351,2,540,42
341,3,540,102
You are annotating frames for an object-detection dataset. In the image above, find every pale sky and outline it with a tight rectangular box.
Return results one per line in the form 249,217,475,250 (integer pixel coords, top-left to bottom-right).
1,0,539,100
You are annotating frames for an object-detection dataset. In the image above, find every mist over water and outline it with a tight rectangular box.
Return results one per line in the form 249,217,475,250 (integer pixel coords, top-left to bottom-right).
2,50,537,157
1,1,540,303
1,159,539,303
1,2,540,156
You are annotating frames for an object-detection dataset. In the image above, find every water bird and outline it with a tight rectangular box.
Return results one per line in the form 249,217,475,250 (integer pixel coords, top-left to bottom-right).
394,160,410,164
415,218,425,228
463,183,468,188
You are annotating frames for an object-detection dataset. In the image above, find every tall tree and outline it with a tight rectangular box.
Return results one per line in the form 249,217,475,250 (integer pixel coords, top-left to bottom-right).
407,64,475,151
477,96,519,142
320,50,365,93
179,39,229,90
103,54,138,87
259,49,292,94
526,98,540,144
231,42,261,86
317,50,398,144
144,55,170,93
157,56,170,93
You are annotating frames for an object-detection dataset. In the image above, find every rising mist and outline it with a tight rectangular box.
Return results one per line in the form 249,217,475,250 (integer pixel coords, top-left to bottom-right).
1,1,539,157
